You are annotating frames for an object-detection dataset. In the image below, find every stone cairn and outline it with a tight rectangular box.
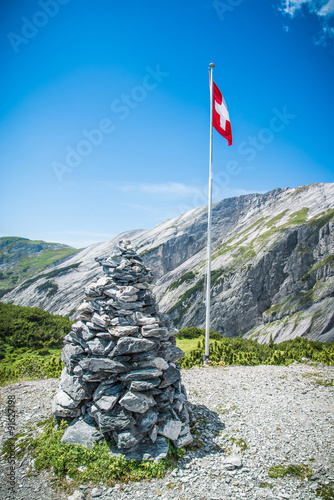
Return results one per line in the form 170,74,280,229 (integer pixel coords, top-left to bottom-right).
52,240,193,461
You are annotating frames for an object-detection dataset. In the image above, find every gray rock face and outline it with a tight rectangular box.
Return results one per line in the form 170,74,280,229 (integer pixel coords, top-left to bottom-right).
52,241,192,459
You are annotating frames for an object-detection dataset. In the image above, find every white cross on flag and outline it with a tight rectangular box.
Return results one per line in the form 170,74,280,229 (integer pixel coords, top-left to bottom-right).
212,81,232,146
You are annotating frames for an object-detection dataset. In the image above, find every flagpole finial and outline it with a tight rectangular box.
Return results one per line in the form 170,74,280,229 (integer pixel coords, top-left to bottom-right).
209,62,215,68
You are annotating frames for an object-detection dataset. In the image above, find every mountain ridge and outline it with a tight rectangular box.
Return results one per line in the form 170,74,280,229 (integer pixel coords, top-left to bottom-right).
2,182,334,343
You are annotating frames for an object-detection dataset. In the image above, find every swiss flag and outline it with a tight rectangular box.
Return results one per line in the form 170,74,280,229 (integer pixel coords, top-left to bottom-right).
212,81,232,146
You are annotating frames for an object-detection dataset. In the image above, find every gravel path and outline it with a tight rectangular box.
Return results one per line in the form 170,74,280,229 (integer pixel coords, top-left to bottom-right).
0,363,333,500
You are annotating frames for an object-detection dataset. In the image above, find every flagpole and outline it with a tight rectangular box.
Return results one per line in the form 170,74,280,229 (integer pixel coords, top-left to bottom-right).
204,62,215,366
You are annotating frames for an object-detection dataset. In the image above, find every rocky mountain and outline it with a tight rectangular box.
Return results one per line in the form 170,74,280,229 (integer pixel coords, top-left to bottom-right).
0,237,79,298
2,183,334,344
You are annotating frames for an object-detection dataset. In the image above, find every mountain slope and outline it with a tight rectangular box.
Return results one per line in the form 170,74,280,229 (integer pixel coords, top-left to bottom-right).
0,237,79,298
2,183,334,343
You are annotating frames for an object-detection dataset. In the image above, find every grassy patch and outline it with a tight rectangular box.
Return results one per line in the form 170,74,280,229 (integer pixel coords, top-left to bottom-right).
36,280,59,297
316,483,334,500
265,210,290,228
268,463,312,479
177,331,334,369
301,253,334,281
264,295,292,317
229,437,247,451
168,271,196,292
0,303,71,384
138,245,161,257
18,262,81,291
315,378,334,387
260,482,273,489
287,207,309,225
169,277,205,314
0,348,63,385
294,185,311,195
307,208,334,232
2,417,186,489
0,237,79,293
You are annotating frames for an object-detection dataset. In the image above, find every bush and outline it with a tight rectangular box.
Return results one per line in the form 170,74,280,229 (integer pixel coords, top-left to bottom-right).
178,328,334,369
0,302,71,349
177,327,223,340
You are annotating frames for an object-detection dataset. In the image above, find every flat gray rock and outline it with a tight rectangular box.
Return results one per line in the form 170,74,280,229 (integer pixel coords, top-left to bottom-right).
61,344,85,370
159,365,181,388
135,312,158,326
158,345,185,363
173,431,193,448
111,337,156,356
110,435,169,461
54,390,80,409
86,337,109,356
158,419,182,441
61,419,103,448
136,409,158,432
129,379,161,391
119,391,155,413
118,368,163,382
79,357,128,373
60,372,87,401
113,430,142,449
95,407,135,433
223,454,243,470
93,380,122,400
108,325,139,337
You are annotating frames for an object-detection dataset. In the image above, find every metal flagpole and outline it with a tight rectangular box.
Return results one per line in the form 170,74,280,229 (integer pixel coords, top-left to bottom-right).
203,62,215,366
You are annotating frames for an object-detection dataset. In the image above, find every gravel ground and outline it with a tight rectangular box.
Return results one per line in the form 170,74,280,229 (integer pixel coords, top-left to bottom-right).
0,363,333,500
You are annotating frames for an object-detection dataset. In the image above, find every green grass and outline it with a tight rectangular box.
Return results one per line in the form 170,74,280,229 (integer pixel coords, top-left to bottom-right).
264,295,292,317
138,244,161,257
36,280,59,297
176,336,218,355
18,262,81,291
168,271,196,291
268,463,312,479
316,483,334,500
0,302,71,384
0,237,79,294
265,209,290,228
0,348,64,385
1,417,186,489
169,277,205,313
294,185,311,195
301,253,334,281
307,208,334,232
287,207,309,225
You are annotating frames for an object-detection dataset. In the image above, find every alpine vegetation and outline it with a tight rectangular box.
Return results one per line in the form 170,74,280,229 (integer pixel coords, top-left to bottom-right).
52,241,193,461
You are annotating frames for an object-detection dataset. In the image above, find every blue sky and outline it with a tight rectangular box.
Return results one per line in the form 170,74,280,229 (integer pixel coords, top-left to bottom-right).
0,0,333,248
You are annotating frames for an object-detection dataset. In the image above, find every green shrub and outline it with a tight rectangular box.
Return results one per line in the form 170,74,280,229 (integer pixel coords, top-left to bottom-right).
178,327,334,369
0,302,71,349
1,417,186,488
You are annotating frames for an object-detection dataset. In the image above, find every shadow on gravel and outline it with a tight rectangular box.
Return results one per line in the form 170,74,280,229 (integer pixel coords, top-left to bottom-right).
187,402,225,458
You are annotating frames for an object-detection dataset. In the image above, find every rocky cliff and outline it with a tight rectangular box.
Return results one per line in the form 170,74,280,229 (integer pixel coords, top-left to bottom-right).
2,183,334,343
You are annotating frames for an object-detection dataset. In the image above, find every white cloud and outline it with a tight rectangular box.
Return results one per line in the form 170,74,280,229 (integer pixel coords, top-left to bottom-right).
279,0,334,44
113,181,203,197
319,0,334,15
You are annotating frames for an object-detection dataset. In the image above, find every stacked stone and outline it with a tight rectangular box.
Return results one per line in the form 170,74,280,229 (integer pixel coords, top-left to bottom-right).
52,240,193,461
